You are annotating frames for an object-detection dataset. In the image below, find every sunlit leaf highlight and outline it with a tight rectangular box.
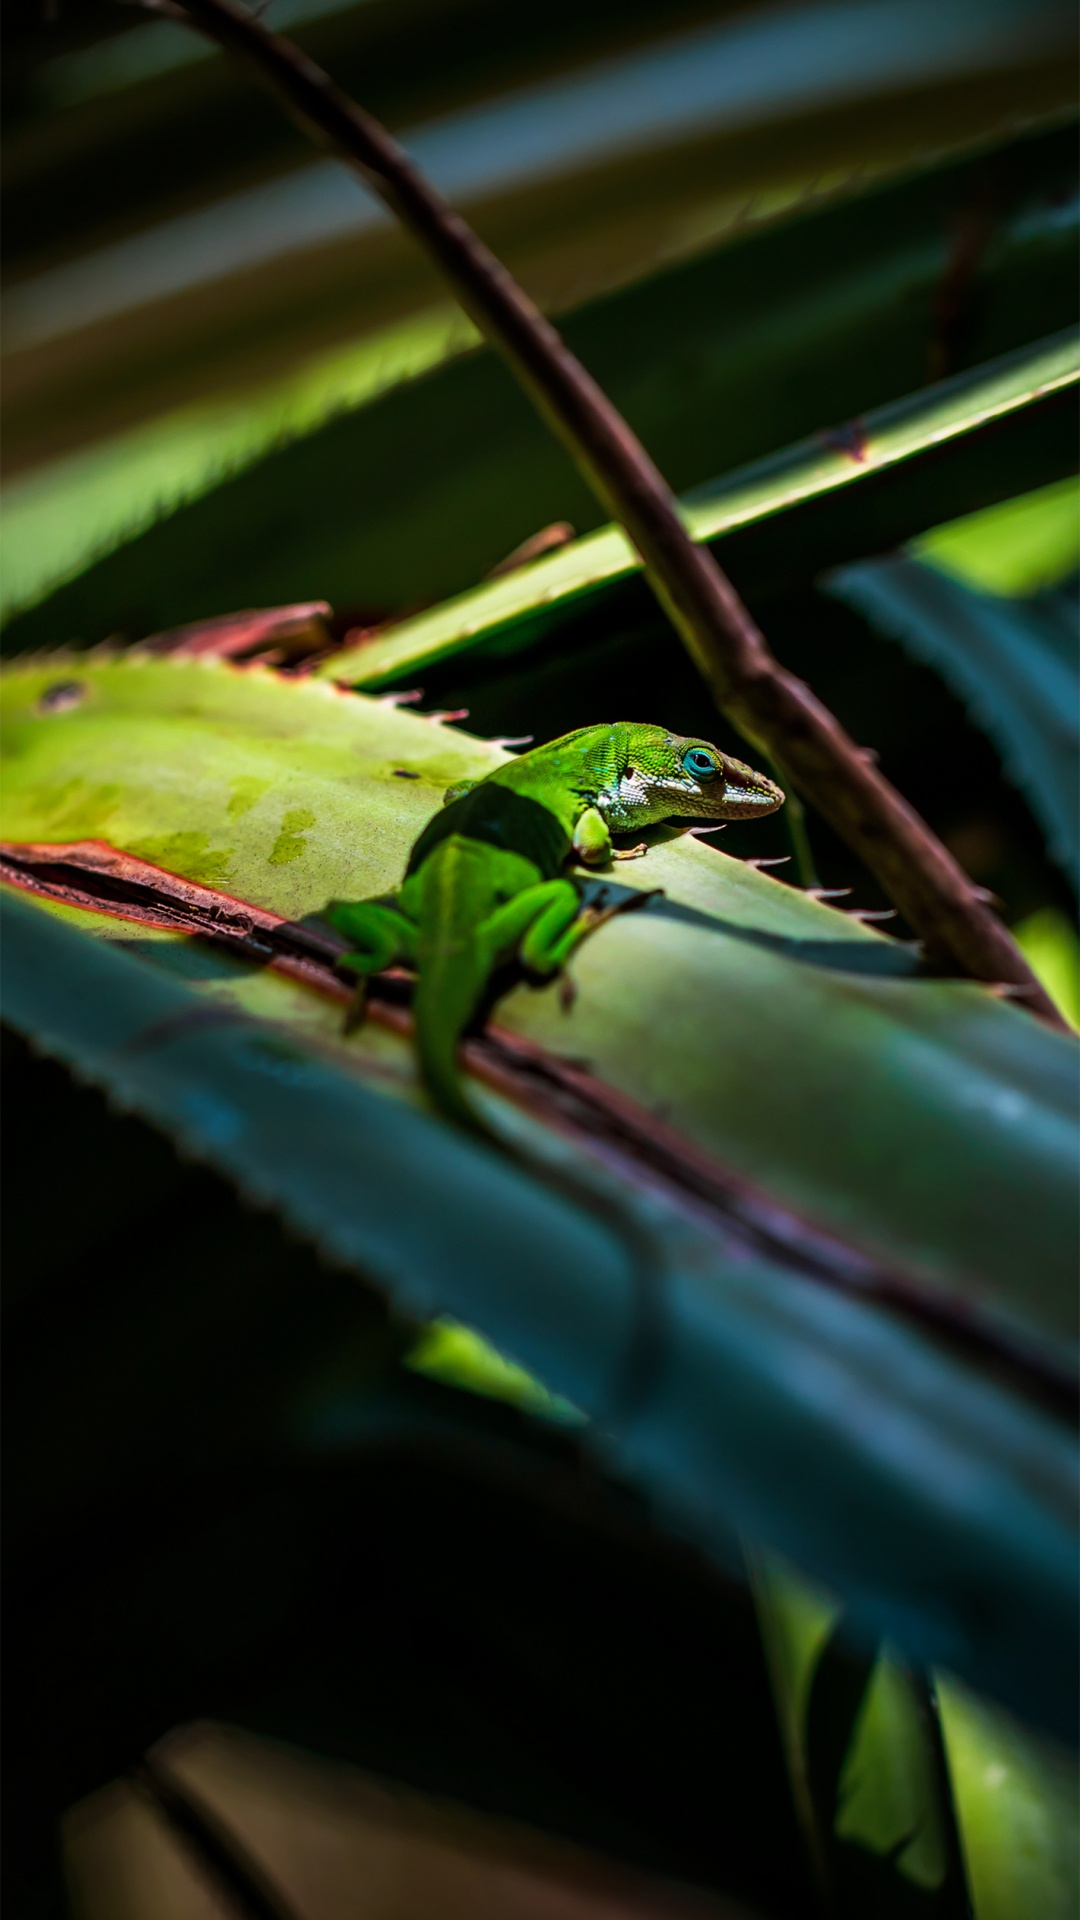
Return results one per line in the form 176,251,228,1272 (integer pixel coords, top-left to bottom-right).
0,304,476,624
1014,909,1080,1031
914,474,1080,598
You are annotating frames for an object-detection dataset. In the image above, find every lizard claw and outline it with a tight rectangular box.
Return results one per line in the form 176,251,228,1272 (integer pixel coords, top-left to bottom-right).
612,842,649,860
559,972,578,1012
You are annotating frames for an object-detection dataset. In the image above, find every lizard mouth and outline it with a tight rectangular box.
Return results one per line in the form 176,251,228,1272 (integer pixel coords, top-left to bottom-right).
718,759,785,819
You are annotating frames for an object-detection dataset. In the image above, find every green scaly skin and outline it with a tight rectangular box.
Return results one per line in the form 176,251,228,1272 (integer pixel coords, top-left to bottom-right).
326,721,783,1133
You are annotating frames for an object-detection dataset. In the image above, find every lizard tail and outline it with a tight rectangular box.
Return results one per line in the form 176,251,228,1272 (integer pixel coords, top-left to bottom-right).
415,940,666,1418
412,952,492,1137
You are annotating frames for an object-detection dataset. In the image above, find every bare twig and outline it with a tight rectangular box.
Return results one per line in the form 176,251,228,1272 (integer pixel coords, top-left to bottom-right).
136,0,1065,1027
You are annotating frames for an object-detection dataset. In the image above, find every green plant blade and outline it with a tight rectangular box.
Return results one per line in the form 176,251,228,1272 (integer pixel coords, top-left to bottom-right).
913,474,1080,597
752,1554,1079,1917
4,123,1075,653
312,329,1079,692
0,304,479,631
1015,909,1080,1030
827,555,1079,887
7,16,1074,483
937,1673,1080,1919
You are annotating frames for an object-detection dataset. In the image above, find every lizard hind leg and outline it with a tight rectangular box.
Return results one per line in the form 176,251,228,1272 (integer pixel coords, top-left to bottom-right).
324,898,417,1033
519,880,653,978
477,878,584,981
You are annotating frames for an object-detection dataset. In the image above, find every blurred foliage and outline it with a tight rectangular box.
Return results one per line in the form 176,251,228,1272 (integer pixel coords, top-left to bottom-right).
1015,907,1080,1031
1,2,1078,1916
406,1318,586,1424
0,303,477,626
755,1557,1078,1920
4,123,1077,644
308,332,1076,695
4,0,1076,486
914,474,1080,596
937,1676,1080,1920
828,552,1079,888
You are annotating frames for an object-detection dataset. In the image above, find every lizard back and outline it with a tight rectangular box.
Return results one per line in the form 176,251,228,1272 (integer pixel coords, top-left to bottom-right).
406,779,572,881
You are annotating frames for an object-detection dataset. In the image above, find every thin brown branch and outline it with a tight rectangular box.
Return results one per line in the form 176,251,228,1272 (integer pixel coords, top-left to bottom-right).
139,0,1064,1027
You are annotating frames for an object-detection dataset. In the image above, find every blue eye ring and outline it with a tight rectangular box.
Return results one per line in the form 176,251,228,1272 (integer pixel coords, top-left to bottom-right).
682,747,718,779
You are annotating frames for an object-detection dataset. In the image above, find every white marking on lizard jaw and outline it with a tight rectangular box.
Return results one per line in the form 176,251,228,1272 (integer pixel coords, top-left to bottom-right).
597,768,651,828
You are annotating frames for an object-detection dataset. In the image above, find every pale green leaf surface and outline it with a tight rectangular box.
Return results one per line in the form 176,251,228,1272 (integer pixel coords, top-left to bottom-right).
750,1550,840,1895
754,1556,1078,1914
755,1559,953,1899
937,1674,1080,1920
405,1319,585,1425
834,1653,948,1889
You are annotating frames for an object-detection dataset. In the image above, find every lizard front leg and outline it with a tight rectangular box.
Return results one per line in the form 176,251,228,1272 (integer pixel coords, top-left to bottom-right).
573,805,647,864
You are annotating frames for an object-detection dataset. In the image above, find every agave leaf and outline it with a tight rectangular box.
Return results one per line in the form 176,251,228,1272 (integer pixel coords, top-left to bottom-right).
4,123,1075,651
0,654,1076,1730
0,655,498,910
404,1318,586,1426
1,652,1075,1347
314,329,1079,691
0,305,479,631
826,554,1080,888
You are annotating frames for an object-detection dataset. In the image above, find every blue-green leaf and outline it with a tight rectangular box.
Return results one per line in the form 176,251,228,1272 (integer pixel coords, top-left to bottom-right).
826,553,1079,888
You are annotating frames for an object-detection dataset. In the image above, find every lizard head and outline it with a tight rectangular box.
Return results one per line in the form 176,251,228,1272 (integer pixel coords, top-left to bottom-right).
610,724,785,825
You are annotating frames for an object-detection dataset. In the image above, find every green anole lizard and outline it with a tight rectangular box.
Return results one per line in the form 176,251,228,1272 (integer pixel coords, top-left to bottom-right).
326,722,783,1133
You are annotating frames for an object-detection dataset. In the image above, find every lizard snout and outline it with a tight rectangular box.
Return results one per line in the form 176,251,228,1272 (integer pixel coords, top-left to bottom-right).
719,756,785,818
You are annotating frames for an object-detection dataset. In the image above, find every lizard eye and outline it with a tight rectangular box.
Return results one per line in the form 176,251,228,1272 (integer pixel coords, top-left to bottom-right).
682,747,718,779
